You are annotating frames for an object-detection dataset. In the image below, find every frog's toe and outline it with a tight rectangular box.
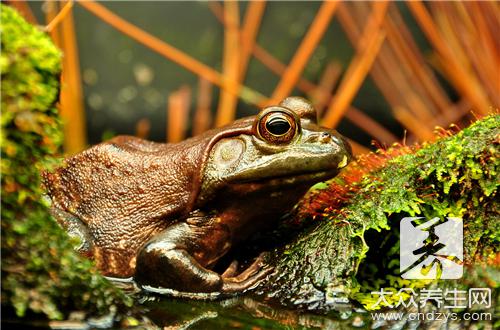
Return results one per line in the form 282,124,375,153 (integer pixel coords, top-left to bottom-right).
221,265,273,293
221,260,239,278
232,251,270,281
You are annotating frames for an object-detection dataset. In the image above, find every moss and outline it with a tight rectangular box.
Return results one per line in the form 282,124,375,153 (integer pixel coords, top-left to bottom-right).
259,115,499,312
1,5,131,321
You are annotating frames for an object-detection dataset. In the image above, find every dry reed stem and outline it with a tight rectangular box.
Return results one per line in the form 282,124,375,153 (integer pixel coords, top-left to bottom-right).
466,2,496,63
208,1,226,26
385,8,453,120
346,107,398,144
346,138,370,155
215,1,241,127
45,0,73,32
382,9,440,118
337,3,455,133
337,4,410,127
78,0,266,106
322,1,388,128
269,1,339,104
338,4,401,109
480,2,500,54
309,61,341,115
45,1,62,47
239,1,267,79
254,32,397,142
7,0,38,25
432,4,472,80
393,107,434,141
209,1,319,95
193,78,213,135
433,98,473,128
252,45,316,94
407,1,490,115
208,1,317,94
215,1,266,127
256,41,397,143
167,86,191,143
135,118,151,139
468,2,499,66
451,2,499,106
208,3,396,143
59,1,87,154
354,3,436,124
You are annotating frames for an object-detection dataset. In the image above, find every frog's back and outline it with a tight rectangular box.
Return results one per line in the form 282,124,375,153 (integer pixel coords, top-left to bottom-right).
43,135,208,276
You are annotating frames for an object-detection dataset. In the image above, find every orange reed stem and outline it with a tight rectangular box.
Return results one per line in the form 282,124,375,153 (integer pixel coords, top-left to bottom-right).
135,118,151,139
269,1,339,104
209,3,395,143
59,1,87,153
322,1,389,128
252,44,317,94
407,1,490,115
45,0,73,32
346,107,398,143
7,0,38,25
309,61,342,114
193,78,213,135
167,86,191,143
239,1,267,79
78,0,265,106
393,107,434,141
45,1,62,47
216,1,241,127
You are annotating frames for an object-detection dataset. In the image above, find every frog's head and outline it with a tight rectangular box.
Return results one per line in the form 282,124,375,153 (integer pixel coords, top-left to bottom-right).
198,97,353,203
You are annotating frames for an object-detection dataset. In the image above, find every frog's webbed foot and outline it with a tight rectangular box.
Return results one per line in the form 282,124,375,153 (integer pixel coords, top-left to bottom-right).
221,252,273,293
136,218,273,295
222,252,268,280
221,260,239,278
50,207,93,255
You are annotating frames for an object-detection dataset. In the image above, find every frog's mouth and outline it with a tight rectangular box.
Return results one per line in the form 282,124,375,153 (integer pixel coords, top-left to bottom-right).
235,154,350,187
252,170,337,188
230,166,347,195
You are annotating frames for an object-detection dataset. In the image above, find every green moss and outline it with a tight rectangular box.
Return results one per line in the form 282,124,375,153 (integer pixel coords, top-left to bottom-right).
1,5,131,320
260,115,499,311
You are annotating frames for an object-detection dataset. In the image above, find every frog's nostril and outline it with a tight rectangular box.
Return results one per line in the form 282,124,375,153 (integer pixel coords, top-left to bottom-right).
319,132,332,143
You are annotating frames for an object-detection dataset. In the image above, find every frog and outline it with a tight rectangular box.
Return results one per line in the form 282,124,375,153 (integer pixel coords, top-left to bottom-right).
42,96,352,296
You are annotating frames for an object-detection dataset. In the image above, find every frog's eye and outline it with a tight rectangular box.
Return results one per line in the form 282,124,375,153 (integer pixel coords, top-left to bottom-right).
258,111,297,144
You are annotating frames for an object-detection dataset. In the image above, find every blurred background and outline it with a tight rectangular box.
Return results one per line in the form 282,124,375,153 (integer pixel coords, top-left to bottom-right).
8,1,499,155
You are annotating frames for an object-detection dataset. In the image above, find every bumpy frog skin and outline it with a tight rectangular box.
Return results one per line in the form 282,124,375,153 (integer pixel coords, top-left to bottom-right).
43,97,352,295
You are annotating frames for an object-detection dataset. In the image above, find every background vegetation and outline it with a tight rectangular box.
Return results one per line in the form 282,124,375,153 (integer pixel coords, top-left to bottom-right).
1,5,131,321
6,1,499,153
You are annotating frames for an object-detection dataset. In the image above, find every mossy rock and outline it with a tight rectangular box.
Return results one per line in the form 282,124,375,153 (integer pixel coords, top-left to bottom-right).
1,5,131,321
258,115,499,312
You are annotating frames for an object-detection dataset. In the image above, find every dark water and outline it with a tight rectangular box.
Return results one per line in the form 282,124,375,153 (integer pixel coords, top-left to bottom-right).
141,296,365,330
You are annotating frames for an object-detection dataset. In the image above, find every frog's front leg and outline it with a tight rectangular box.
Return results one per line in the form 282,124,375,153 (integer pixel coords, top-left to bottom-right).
50,206,93,257
134,212,271,294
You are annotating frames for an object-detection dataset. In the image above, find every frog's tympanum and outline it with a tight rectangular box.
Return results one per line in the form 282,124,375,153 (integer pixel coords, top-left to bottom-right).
43,97,352,295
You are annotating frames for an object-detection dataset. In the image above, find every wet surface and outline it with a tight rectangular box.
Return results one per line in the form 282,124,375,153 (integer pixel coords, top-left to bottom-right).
141,296,365,330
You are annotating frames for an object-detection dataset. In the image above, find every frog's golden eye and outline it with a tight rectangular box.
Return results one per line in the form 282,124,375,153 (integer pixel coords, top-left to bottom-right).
258,111,297,144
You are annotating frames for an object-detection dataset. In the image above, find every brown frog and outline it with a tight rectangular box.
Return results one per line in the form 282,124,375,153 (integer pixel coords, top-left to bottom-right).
42,97,352,296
